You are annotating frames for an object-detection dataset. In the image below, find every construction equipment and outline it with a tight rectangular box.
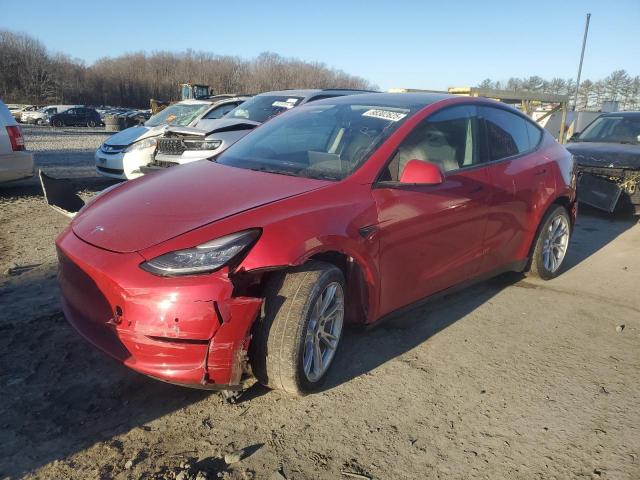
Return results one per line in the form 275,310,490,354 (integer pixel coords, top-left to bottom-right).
150,83,212,114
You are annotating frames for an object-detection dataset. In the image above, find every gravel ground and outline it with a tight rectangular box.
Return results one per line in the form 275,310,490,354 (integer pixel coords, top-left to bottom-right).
0,129,639,479
18,124,114,182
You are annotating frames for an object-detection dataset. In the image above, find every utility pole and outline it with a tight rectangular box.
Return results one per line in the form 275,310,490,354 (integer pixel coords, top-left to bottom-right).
573,13,591,111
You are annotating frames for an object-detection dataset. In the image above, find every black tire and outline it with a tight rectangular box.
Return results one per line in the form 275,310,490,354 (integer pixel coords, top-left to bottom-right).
87,120,97,128
52,119,63,127
251,260,345,396
526,205,571,280
35,118,43,125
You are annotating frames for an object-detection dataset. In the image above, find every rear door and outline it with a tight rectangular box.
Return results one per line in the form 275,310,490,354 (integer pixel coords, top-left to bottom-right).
478,106,551,271
372,104,491,316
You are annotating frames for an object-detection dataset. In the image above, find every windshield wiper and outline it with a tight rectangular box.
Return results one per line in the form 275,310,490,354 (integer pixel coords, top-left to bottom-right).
248,166,301,177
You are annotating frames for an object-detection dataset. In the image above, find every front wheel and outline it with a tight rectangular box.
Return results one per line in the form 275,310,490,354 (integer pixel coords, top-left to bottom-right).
52,119,63,127
526,205,571,280
251,261,345,396
87,120,97,128
35,118,43,125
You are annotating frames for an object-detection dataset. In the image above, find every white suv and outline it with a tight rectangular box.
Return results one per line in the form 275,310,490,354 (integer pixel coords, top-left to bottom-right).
0,100,34,184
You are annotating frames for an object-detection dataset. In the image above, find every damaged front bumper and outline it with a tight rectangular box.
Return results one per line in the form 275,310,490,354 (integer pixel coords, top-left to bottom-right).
576,165,640,213
56,227,262,389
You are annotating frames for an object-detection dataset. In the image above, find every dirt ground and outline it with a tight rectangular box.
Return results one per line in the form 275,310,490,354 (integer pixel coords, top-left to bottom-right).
0,129,639,479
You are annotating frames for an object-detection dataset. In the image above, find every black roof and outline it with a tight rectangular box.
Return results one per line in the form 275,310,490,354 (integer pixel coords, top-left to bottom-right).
600,111,640,118
307,92,454,110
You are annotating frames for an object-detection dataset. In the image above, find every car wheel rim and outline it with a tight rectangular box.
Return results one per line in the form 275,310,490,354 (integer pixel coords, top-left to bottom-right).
542,214,569,273
302,282,344,382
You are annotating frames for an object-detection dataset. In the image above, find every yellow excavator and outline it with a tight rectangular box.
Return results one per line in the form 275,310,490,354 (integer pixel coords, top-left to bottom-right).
150,83,212,114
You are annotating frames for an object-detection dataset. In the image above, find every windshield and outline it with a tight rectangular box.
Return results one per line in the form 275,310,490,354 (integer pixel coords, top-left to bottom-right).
145,103,210,127
217,103,411,180
225,95,303,123
578,115,640,144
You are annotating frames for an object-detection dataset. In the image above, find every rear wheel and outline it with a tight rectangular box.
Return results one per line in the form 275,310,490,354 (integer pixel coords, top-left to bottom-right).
526,205,571,280
251,261,345,396
52,119,63,127
87,119,97,128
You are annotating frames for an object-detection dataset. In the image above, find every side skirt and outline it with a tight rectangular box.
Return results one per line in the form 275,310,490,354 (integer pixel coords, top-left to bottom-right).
367,259,528,330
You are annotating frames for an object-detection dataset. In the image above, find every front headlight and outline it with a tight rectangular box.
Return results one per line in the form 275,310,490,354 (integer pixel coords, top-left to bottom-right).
125,137,157,152
140,229,260,276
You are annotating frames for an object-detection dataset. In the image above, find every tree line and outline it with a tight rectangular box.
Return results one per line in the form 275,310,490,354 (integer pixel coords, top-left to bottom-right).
477,71,640,111
0,30,373,108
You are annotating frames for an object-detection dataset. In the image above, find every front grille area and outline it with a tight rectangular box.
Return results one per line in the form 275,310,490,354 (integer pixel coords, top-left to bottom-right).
157,138,186,155
149,159,179,168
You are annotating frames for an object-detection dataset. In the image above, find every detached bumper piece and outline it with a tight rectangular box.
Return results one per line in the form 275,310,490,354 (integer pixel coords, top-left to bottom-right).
577,173,622,212
39,170,85,217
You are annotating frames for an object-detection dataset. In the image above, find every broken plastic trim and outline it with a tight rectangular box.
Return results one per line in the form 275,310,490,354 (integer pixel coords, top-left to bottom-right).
39,170,85,218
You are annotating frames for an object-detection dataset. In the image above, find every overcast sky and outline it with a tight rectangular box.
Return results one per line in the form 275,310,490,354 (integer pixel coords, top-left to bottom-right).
2,0,638,90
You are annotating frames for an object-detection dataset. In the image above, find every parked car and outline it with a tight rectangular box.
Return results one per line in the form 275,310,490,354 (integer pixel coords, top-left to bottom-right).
56,93,576,396
95,96,249,180
146,89,376,172
0,100,34,183
566,111,640,214
48,107,102,127
22,105,77,125
7,104,36,122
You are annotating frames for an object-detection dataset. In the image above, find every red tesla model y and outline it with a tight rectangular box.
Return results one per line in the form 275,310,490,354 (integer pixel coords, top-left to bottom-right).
56,93,576,395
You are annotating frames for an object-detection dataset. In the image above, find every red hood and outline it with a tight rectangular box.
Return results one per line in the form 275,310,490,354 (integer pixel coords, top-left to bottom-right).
72,161,330,253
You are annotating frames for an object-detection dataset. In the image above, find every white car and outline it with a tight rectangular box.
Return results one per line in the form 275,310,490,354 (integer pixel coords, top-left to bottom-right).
95,96,248,180
0,100,34,183
22,105,77,125
149,89,374,171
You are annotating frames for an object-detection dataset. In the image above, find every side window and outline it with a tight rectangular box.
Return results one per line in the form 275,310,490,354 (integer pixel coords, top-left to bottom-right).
480,106,529,160
525,121,543,148
388,105,478,181
66,109,76,115
204,103,238,120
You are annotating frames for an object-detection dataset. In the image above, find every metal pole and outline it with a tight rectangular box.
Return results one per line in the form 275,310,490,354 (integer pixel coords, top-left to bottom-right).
573,13,591,111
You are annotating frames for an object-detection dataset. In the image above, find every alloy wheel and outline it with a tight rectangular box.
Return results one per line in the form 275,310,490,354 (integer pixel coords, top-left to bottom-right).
302,282,344,382
542,214,569,273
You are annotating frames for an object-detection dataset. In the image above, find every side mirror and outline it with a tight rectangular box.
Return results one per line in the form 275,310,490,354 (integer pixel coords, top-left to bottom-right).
569,132,581,142
399,159,444,185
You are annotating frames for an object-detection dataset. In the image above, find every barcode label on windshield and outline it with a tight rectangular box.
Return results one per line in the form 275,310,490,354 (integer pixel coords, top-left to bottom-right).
362,109,407,122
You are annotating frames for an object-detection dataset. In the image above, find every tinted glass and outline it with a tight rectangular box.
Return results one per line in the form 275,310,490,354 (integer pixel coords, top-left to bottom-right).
203,102,239,120
526,121,542,147
388,105,477,181
481,106,529,160
225,96,303,123
578,115,640,144
217,103,410,180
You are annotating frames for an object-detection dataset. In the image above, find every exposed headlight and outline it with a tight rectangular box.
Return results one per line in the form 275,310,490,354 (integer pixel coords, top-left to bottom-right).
125,137,157,152
183,139,222,150
140,229,260,276
201,140,222,150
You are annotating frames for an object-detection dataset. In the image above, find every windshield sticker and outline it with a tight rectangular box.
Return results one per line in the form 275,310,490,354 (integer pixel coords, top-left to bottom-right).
362,109,407,122
286,98,299,104
272,101,295,109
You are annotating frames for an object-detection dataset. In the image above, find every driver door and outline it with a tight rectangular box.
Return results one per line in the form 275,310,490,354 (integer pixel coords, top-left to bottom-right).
371,105,491,316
